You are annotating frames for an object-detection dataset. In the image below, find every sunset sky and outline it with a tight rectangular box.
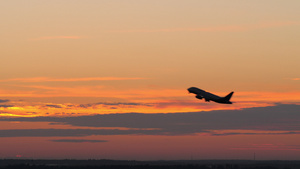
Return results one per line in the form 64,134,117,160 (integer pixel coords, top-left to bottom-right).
1,1,300,160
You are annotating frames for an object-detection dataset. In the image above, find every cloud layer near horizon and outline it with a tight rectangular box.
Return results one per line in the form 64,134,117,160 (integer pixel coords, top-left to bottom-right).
50,139,108,143
0,104,299,137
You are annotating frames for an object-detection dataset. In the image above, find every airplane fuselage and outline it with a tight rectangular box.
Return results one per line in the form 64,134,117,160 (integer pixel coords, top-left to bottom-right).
187,87,233,104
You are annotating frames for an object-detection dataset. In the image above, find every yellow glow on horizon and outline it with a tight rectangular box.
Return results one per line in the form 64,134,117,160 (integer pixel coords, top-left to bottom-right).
1,87,299,117
0,113,38,118
0,99,273,118
7,107,24,110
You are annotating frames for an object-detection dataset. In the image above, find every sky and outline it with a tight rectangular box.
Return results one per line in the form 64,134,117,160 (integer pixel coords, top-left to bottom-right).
0,0,300,160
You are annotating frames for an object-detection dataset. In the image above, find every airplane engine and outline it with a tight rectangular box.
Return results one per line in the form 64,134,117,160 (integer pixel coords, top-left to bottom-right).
195,95,203,99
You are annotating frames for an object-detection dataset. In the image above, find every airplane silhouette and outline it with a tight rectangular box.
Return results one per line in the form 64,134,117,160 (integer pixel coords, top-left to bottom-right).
187,87,234,104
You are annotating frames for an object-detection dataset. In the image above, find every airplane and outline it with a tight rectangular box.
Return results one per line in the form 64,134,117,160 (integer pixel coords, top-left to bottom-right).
187,87,234,104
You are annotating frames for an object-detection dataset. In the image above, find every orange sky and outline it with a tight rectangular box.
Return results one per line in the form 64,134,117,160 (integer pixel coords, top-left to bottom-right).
1,1,300,160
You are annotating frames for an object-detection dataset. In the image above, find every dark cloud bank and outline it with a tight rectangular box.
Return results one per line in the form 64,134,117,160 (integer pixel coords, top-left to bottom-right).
0,104,299,137
0,99,10,103
0,99,12,108
0,105,14,108
45,104,63,108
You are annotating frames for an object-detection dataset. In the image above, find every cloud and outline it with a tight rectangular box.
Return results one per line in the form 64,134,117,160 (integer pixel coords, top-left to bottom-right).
231,144,300,151
0,105,14,108
50,139,108,143
0,77,146,83
78,102,153,108
1,104,299,137
211,131,300,136
0,128,162,137
45,104,63,108
30,36,84,41
110,21,300,33
292,78,300,81
0,99,10,103
96,102,150,106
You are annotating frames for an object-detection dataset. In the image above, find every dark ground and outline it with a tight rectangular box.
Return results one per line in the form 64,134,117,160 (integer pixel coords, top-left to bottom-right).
0,159,300,169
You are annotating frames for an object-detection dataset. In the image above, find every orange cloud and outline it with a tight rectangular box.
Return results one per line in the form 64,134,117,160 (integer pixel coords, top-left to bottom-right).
110,21,299,33
0,85,185,98
2,85,300,102
1,84,300,117
235,91,300,102
0,90,290,118
292,78,300,81
0,77,146,82
0,100,265,117
29,36,84,41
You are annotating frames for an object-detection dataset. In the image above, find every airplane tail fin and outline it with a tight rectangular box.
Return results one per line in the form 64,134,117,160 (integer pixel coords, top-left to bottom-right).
224,92,234,101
